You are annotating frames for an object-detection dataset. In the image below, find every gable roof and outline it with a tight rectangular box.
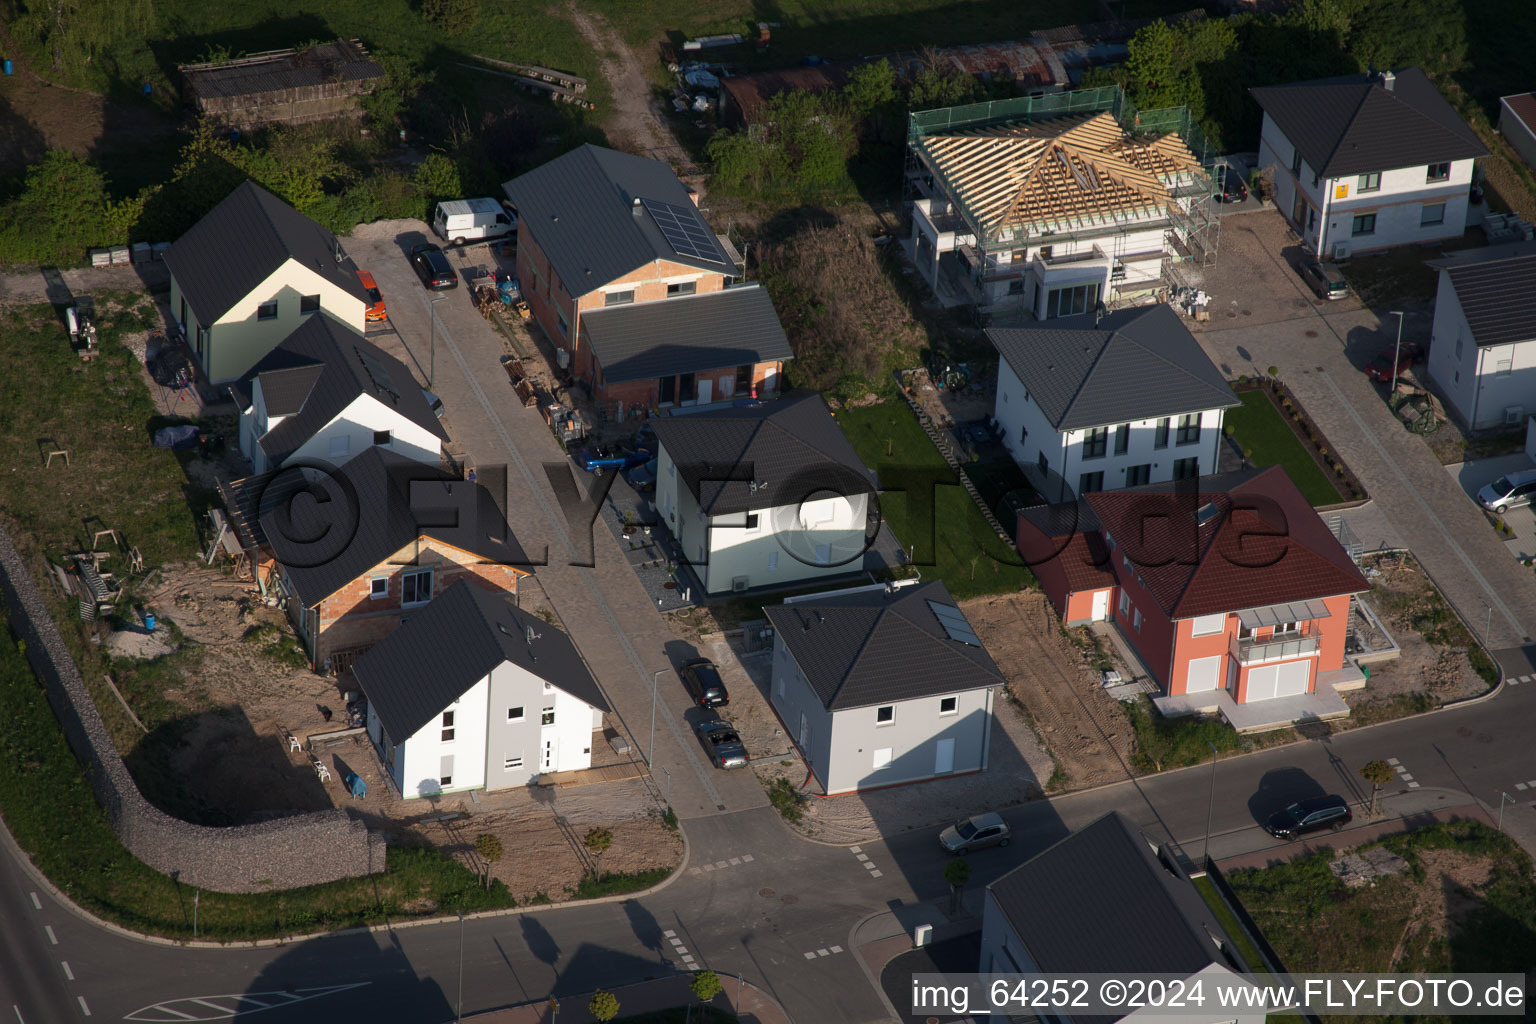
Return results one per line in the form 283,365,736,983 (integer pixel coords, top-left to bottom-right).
1432,247,1536,347
235,314,448,466
989,812,1239,1001
988,304,1238,431
1081,466,1368,620
261,447,530,607
578,284,793,385
1250,67,1485,179
1017,500,1114,594
650,391,876,516
181,39,384,101
501,145,733,297
352,579,607,742
762,581,1004,710
915,110,1201,235
164,180,370,326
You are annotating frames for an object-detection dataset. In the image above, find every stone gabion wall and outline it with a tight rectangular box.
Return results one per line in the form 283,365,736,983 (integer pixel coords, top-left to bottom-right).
0,524,384,893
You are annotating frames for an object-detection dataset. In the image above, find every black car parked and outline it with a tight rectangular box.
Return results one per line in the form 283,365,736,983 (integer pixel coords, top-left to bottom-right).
679,658,729,708
1215,166,1249,203
1264,794,1352,840
409,243,459,290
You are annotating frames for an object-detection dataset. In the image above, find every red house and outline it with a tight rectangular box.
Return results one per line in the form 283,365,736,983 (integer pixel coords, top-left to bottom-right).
1019,467,1370,728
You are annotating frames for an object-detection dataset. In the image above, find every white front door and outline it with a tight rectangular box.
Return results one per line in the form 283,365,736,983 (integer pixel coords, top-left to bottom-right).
935,737,955,774
1091,590,1109,621
1276,660,1311,697
542,737,558,771
697,378,713,405
1185,655,1223,694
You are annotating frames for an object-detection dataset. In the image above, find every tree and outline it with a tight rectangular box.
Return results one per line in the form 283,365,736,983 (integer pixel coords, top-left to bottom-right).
691,969,723,1006
583,826,613,880
588,989,620,1022
0,149,132,265
473,833,503,889
1361,759,1394,817
943,856,972,915
422,0,478,34
360,53,435,132
411,153,462,219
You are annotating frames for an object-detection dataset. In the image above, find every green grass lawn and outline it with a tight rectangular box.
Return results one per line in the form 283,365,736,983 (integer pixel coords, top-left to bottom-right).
834,402,1034,600
1224,390,1343,506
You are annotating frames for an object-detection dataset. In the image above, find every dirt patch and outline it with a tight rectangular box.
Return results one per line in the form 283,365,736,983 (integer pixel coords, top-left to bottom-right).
561,2,677,158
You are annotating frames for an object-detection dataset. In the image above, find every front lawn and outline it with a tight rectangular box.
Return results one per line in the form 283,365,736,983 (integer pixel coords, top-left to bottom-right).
835,403,1034,599
1224,390,1344,506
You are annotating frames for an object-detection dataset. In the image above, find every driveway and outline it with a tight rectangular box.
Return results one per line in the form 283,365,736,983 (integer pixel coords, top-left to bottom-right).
343,221,767,820
1446,453,1536,561
1191,210,1536,655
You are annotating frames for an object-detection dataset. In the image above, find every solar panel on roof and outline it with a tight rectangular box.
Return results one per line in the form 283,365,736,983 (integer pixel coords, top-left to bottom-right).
354,346,400,404
639,197,724,264
927,600,981,647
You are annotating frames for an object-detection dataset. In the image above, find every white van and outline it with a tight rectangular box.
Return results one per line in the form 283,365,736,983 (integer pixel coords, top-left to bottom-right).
432,198,516,246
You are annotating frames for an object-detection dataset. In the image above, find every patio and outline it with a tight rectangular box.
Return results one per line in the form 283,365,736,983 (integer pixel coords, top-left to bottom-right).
1154,683,1352,734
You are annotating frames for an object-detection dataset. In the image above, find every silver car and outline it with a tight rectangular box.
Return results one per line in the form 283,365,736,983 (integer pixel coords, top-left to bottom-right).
939,812,1011,854
1478,468,1536,514
1300,258,1349,301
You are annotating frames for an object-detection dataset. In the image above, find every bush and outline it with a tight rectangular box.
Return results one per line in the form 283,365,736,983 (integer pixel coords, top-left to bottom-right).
421,0,478,34
765,776,806,822
1123,697,1243,773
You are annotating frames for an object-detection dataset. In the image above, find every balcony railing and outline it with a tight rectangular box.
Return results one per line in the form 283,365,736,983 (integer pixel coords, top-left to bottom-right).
1234,633,1320,664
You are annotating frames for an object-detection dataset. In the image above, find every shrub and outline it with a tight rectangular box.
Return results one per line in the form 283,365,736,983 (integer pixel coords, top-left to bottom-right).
765,776,806,822
421,0,477,33
1267,365,1279,377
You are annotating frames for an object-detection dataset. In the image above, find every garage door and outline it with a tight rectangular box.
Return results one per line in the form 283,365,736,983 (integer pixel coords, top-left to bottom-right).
1245,665,1280,702
1185,655,1222,693
1276,660,1311,697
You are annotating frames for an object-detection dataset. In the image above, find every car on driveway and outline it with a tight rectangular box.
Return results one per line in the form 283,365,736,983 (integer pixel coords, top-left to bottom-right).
1263,794,1352,840
1299,257,1350,301
409,243,459,290
1214,166,1249,203
624,457,658,492
1477,468,1536,514
939,812,1011,854
1365,342,1423,382
356,269,388,322
679,658,729,708
695,720,748,769
576,444,650,476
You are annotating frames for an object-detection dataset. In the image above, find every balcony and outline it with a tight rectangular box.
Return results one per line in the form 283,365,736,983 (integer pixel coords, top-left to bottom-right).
1234,632,1320,664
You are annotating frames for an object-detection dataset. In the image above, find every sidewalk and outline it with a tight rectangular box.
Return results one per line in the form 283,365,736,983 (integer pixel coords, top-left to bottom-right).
850,896,985,1023
462,973,792,1024
1212,801,1497,872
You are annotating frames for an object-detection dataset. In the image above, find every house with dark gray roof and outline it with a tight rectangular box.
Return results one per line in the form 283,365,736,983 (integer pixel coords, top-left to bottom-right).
762,580,1005,795
980,812,1271,1024
231,314,448,473
1425,243,1536,429
1251,67,1485,259
353,580,608,798
250,446,531,671
651,392,877,594
501,145,789,415
165,180,370,384
988,304,1238,501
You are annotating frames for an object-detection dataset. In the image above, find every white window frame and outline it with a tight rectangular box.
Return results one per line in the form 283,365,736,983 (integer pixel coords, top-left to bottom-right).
507,706,525,723
401,569,433,606
540,707,555,726
441,710,455,743
939,696,958,716
369,576,388,600
504,755,524,770
875,705,895,725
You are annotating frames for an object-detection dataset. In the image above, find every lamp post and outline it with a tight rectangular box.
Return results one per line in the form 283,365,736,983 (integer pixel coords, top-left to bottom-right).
649,669,665,769
1389,310,1405,395
1499,791,1516,831
455,907,465,1024
429,293,447,388
1202,741,1218,866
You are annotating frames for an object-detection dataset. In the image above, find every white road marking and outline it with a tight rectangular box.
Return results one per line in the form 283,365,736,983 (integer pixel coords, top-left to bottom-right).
728,857,741,866
44,926,56,945
849,846,861,853
830,945,843,953
714,861,728,869
1386,757,1400,766
854,853,869,862
1407,782,1421,789
664,930,676,938
674,947,688,955
816,949,829,957
60,963,72,981
803,952,817,960
1518,783,1528,791
15,1004,25,1022
870,869,883,878
701,863,714,872
741,853,754,862
76,997,89,1017
28,893,39,910
1398,773,1414,782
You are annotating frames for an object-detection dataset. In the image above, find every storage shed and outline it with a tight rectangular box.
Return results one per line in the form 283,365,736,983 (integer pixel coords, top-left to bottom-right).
180,39,385,129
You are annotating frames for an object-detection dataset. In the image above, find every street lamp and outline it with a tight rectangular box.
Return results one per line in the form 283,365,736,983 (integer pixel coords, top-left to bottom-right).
1202,741,1219,866
1499,791,1516,831
429,293,447,388
1389,310,1405,396
455,907,465,1024
649,669,666,769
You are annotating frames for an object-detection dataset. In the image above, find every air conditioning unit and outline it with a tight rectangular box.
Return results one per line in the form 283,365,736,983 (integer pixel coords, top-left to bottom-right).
732,576,751,593
1332,241,1351,261
1505,406,1524,426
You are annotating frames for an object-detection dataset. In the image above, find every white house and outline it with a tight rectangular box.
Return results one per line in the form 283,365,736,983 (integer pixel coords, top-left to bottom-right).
980,812,1275,1024
232,314,448,473
1252,67,1486,260
1425,244,1536,430
908,104,1215,315
761,580,1005,795
988,304,1239,501
165,180,371,383
650,392,878,594
352,580,608,798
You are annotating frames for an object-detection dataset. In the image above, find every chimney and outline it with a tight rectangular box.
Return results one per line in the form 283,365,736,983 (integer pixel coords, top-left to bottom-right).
1381,69,1395,91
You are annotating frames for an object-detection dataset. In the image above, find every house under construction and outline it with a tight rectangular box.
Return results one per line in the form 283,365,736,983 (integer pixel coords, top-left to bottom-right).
904,86,1219,318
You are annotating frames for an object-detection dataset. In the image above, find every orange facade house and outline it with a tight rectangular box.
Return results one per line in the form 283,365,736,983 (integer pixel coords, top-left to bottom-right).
502,145,791,417
1019,467,1370,725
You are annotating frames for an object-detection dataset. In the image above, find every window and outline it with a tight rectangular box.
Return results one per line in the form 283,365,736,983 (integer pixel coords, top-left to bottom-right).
508,706,525,723
541,707,555,726
1046,282,1100,319
1192,613,1225,636
1175,413,1201,445
440,774,453,786
1496,357,1513,377
401,569,433,605
329,435,350,458
441,711,455,743
1119,590,1130,615
1078,471,1104,493
604,290,634,306
1126,464,1151,486
1455,336,1464,360
876,705,895,725
373,430,391,447
504,755,523,770
1037,451,1049,473
1082,426,1109,459
300,294,320,315
1421,202,1446,227
556,306,569,337
1351,214,1376,237
1290,149,1302,175
369,577,388,600
736,364,753,393
1426,162,1450,182
939,696,958,715
1113,423,1130,455
667,281,696,297
1133,608,1143,632
1173,457,1200,480
744,513,760,531
257,300,278,321
659,375,676,404
1357,172,1381,193
679,372,696,402
873,748,893,769
1154,418,1170,449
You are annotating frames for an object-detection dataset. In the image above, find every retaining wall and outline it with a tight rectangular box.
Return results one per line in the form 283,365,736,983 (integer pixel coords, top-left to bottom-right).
0,524,384,893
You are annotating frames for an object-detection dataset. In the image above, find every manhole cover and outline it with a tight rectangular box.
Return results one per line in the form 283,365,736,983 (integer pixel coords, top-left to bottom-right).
1457,726,1472,737
1305,330,1319,337
1315,366,1324,372
1241,309,1252,316
1226,311,1238,318
759,888,775,899
781,894,799,904
1478,733,1494,743
663,581,676,590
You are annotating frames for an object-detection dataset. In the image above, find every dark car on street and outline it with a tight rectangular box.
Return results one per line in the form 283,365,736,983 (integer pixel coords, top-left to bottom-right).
409,243,459,290
1264,794,1352,840
1215,166,1249,203
679,658,729,708
624,457,658,492
695,720,748,769
1365,342,1423,382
